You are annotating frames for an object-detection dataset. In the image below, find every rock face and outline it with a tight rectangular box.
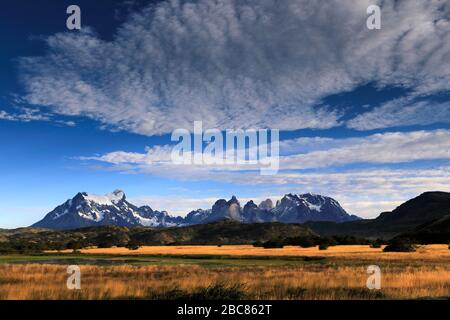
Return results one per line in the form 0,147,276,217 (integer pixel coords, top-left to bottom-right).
32,190,359,230
184,193,359,225
258,199,274,211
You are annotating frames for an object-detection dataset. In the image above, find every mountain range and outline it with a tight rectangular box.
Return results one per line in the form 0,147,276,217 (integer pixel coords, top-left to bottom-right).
32,190,359,230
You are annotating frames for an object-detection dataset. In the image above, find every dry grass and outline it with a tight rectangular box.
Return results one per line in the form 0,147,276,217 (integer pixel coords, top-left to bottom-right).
0,263,448,300
3,245,449,300
56,244,450,263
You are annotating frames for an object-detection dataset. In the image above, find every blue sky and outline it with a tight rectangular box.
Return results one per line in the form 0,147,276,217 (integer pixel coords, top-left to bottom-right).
1,0,450,228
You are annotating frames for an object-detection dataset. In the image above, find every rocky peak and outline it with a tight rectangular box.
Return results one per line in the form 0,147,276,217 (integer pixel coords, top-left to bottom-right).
258,199,274,210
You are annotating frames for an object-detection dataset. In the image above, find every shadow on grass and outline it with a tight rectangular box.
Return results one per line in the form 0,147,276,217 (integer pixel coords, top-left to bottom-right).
143,283,247,300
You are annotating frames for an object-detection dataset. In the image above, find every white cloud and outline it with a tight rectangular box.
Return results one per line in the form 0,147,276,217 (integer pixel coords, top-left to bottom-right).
0,108,77,126
280,129,450,169
0,108,50,122
19,0,450,135
347,97,450,130
83,128,450,173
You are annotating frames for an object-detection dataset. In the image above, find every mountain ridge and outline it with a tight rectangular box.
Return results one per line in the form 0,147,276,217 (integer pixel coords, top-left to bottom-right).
32,190,359,230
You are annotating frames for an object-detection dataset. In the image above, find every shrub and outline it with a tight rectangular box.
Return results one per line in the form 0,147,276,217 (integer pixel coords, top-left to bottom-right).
383,239,417,252
125,239,141,251
297,238,316,248
318,243,329,250
66,241,83,252
370,239,384,248
252,241,263,247
262,240,284,249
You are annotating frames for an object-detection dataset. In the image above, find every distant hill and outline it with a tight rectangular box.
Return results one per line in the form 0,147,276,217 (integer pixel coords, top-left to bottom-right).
131,220,316,245
4,220,316,250
396,214,450,243
306,192,450,240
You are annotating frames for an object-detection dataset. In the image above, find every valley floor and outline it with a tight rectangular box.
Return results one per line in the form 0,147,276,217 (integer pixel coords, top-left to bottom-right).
56,244,450,263
0,245,449,300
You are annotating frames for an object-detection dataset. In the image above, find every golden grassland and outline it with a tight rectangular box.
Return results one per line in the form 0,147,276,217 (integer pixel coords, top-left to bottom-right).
1,245,449,300
57,244,450,262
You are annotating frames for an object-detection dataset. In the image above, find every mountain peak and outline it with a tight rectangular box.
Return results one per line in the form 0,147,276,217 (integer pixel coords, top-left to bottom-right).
258,199,274,210
81,190,126,206
109,189,126,201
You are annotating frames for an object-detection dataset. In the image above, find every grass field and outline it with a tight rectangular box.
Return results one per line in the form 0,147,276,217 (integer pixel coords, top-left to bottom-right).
56,244,450,262
0,245,449,300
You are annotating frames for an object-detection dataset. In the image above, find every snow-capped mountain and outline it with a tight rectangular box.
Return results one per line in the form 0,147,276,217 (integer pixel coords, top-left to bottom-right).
184,193,359,225
32,190,182,230
271,193,359,223
32,190,359,229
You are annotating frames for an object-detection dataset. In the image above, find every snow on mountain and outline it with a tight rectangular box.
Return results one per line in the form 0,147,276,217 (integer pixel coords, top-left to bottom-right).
32,190,181,230
272,193,358,223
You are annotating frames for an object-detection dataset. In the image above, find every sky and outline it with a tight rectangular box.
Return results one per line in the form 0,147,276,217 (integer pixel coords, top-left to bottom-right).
1,0,450,228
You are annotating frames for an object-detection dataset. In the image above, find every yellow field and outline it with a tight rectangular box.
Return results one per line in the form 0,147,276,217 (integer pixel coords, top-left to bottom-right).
2,245,448,300
0,263,448,300
58,244,450,262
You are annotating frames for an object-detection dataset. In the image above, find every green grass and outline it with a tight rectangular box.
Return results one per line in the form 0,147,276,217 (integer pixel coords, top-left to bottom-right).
0,252,327,267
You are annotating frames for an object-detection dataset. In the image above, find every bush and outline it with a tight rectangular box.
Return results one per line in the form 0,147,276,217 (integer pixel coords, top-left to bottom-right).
370,239,384,248
262,240,284,249
252,241,263,247
66,241,83,252
297,238,316,248
125,239,141,251
383,239,417,252
318,243,329,250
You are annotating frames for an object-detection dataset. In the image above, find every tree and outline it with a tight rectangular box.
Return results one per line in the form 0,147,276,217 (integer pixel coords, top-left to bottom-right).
125,239,141,251
66,241,82,252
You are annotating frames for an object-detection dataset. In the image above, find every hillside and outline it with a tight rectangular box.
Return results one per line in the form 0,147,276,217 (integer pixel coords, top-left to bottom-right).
396,214,450,243
306,192,450,240
1,220,316,251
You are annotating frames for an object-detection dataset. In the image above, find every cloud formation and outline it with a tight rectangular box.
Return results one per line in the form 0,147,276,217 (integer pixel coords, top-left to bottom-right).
0,108,76,126
19,0,450,135
347,97,450,130
83,129,450,173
